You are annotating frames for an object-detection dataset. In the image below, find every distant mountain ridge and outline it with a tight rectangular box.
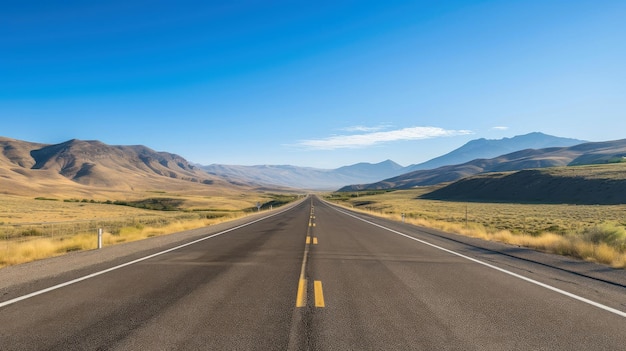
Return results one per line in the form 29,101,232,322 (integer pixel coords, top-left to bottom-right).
204,132,588,190
202,160,405,190
0,132,595,195
340,138,626,191
406,132,585,171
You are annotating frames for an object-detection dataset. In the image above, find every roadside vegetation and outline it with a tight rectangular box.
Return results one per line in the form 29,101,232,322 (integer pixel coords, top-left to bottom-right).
0,193,299,268
326,189,626,268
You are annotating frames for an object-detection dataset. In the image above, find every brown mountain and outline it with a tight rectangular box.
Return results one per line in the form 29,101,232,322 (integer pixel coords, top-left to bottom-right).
0,137,250,198
339,138,626,191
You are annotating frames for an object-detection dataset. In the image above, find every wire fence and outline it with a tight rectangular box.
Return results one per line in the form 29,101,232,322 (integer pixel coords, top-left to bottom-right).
0,213,206,244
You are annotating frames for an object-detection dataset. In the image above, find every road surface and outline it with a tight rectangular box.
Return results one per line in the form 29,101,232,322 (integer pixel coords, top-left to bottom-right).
1,196,625,350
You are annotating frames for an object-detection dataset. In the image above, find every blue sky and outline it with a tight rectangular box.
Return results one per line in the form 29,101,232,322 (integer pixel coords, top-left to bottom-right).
1,0,624,168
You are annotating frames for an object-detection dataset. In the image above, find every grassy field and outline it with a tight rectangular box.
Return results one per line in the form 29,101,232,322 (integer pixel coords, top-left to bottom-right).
0,192,298,268
326,189,626,268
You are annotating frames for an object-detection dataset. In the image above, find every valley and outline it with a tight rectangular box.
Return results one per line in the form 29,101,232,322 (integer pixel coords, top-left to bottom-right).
2,132,626,269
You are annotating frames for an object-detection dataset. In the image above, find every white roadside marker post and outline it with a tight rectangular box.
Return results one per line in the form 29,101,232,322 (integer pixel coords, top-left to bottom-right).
98,228,103,249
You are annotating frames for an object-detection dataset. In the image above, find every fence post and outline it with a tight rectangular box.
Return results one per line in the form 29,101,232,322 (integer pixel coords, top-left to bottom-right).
98,228,103,249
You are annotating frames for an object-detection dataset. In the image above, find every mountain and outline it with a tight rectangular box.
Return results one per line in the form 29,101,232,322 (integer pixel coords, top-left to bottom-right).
334,159,405,178
202,159,405,190
406,132,586,172
339,138,626,191
0,137,251,198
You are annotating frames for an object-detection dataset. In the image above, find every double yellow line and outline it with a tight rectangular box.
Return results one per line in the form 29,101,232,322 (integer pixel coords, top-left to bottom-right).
295,205,325,308
296,278,325,308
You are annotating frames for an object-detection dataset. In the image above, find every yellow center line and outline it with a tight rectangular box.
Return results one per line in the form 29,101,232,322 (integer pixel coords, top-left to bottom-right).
295,202,325,308
296,279,307,307
295,246,309,308
314,281,325,307
296,204,313,308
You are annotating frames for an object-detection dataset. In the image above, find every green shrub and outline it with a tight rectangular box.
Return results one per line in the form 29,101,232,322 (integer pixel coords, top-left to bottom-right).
582,223,626,251
34,197,58,201
21,229,44,237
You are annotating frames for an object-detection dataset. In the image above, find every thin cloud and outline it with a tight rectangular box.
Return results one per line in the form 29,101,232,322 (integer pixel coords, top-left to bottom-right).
341,124,391,133
296,126,473,150
492,126,509,131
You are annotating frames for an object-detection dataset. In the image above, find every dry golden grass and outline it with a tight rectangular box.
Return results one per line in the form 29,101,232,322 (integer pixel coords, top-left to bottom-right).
0,192,270,224
327,189,626,268
0,195,159,224
0,192,293,268
0,216,245,267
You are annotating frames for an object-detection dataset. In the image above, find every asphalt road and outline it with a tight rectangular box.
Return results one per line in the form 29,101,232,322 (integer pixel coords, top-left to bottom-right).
1,196,625,350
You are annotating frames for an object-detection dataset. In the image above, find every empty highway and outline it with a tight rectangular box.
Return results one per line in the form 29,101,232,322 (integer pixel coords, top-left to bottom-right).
1,196,625,350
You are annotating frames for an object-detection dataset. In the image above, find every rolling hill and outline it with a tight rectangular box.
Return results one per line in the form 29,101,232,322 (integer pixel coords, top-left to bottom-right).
340,138,626,191
0,137,252,199
421,163,626,204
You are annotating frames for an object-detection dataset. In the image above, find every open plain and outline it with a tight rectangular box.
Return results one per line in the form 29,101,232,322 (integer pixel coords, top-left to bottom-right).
0,192,293,267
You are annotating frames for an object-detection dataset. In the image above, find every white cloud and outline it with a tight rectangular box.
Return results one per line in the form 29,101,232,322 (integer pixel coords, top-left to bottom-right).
295,126,473,150
491,126,509,131
341,124,391,133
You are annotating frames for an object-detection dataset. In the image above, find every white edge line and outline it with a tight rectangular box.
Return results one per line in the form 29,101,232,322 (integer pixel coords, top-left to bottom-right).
0,204,298,309
331,205,626,319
